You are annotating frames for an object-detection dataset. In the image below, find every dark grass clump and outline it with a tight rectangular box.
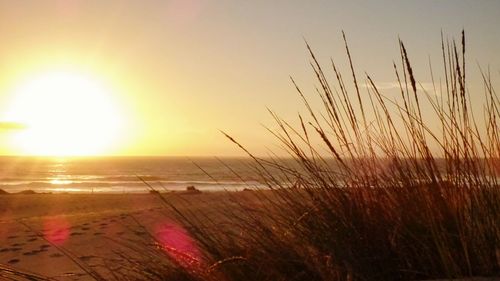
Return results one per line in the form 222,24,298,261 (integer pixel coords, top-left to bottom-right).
156,31,499,281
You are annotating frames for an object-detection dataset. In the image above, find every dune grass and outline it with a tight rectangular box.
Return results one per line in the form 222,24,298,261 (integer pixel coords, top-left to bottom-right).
2,31,496,281
150,31,499,281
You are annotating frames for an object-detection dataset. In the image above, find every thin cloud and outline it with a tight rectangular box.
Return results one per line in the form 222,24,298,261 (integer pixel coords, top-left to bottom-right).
362,81,441,95
0,121,27,130
362,82,401,90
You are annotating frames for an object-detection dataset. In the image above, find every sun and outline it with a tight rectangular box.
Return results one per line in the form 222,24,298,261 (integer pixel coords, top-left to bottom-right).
4,70,124,156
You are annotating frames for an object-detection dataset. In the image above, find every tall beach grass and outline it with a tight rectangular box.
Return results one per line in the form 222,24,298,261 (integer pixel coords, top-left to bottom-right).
155,31,499,281
12,31,495,281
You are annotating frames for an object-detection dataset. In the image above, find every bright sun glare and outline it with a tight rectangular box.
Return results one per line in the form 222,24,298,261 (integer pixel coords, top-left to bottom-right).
5,70,123,156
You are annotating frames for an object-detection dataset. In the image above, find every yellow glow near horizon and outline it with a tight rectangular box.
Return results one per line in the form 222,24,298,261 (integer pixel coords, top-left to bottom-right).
4,70,124,156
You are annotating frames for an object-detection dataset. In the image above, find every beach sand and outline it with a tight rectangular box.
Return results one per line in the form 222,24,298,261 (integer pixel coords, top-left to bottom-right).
0,192,232,280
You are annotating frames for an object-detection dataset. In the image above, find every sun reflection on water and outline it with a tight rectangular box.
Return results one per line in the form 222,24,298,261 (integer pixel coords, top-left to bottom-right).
49,179,73,185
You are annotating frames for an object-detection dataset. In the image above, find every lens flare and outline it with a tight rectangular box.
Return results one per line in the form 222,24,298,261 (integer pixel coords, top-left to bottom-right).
155,221,203,269
43,217,70,245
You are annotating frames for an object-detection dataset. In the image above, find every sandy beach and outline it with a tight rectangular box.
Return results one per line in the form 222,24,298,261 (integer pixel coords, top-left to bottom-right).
0,192,226,280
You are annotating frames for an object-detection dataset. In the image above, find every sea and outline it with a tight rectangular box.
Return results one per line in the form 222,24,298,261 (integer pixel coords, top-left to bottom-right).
0,156,265,194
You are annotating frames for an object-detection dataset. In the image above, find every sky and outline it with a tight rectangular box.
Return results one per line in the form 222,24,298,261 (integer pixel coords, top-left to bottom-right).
0,0,498,156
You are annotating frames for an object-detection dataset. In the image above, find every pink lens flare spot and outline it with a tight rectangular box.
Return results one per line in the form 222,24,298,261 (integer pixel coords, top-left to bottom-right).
155,221,203,267
43,217,70,245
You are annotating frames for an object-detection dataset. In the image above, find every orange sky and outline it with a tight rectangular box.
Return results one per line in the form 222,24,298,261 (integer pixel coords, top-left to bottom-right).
0,1,499,156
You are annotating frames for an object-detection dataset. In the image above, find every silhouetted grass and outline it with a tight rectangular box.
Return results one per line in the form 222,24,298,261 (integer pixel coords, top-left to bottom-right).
14,31,496,281
151,31,499,281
